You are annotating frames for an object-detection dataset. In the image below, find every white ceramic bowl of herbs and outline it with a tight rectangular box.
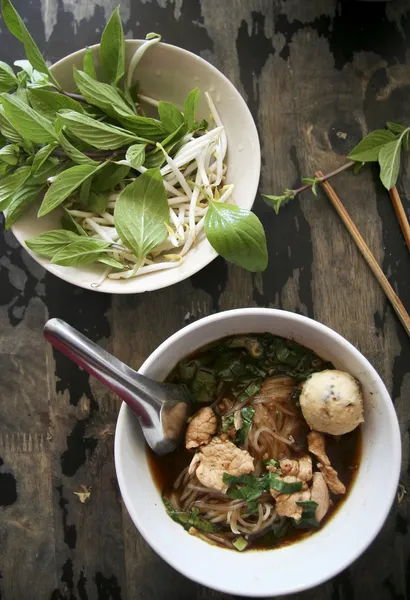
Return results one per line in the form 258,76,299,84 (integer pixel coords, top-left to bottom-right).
0,3,262,293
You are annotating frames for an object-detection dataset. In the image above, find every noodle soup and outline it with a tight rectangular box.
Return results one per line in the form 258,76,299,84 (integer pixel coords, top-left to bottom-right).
148,333,363,552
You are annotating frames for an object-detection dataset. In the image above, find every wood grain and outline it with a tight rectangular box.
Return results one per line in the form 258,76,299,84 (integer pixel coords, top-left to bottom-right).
0,1,409,599
315,171,410,337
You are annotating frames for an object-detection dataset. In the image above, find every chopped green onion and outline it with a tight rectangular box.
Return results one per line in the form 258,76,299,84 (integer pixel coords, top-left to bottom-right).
232,536,248,551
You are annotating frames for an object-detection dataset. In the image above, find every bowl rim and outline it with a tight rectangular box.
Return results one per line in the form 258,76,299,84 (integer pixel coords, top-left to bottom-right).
114,308,402,596
11,39,261,294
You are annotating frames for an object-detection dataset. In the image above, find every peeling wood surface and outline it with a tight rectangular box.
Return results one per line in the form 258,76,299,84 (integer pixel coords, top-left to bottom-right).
0,1,410,599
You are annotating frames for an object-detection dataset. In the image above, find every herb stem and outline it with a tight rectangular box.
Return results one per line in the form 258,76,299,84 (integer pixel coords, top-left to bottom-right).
293,161,355,197
52,149,125,159
54,89,87,103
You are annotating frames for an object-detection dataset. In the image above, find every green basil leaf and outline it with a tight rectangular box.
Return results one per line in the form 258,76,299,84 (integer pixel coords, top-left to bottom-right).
0,143,19,165
0,93,57,143
14,87,29,104
204,202,268,272
114,168,169,263
0,104,22,142
143,148,166,169
78,176,93,207
215,355,245,381
158,101,184,133
98,255,124,269
353,162,364,175
14,59,51,89
125,78,138,99
1,0,59,87
28,88,84,120
73,68,133,117
386,122,406,135
115,87,136,114
262,189,294,215
51,238,112,266
193,118,208,133
125,143,146,168
61,208,87,235
348,129,396,163
183,88,199,130
403,131,409,152
236,406,255,446
58,110,143,149
99,5,125,85
0,60,18,92
92,163,130,192
38,162,105,216
14,59,49,88
301,177,319,196
31,143,58,173
143,123,187,168
115,110,168,141
55,120,98,166
25,229,82,256
262,194,288,214
0,161,11,177
20,141,33,156
128,81,140,103
83,47,97,79
0,165,31,210
30,157,61,184
5,184,44,229
86,190,109,212
378,138,402,190
223,473,269,508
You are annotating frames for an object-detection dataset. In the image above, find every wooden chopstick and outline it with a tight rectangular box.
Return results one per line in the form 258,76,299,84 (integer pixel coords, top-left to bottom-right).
388,186,410,252
315,171,410,338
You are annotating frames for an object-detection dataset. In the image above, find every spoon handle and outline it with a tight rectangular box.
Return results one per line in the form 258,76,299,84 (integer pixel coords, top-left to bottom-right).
44,318,161,424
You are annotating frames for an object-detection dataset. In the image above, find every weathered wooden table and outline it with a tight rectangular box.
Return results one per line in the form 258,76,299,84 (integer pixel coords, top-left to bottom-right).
1,1,409,598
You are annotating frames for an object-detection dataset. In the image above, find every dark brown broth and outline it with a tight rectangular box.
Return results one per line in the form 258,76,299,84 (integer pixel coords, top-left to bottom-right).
147,428,362,551
147,333,363,551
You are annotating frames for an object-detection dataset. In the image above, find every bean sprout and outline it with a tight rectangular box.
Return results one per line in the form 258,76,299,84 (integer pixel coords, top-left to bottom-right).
63,93,237,285
127,34,162,89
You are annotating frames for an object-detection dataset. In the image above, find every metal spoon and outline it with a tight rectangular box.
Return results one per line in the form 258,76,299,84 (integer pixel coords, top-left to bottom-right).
44,318,191,455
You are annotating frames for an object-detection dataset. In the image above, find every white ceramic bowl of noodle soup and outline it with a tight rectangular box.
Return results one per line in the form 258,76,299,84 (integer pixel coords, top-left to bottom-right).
11,41,260,293
115,308,401,596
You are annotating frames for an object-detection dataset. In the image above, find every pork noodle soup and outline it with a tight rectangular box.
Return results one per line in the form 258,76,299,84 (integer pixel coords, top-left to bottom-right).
147,333,363,552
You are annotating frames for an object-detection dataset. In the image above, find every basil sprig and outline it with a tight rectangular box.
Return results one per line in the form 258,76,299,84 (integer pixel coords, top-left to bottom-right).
264,121,410,214
0,0,270,275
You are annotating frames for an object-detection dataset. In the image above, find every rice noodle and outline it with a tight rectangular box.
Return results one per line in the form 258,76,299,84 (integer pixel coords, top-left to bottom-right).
173,466,189,490
195,500,246,512
200,532,235,549
162,367,312,549
187,483,227,497
253,427,294,448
